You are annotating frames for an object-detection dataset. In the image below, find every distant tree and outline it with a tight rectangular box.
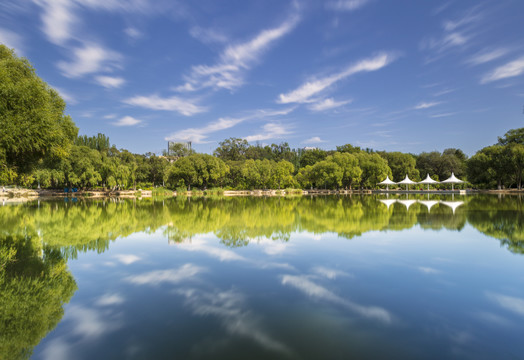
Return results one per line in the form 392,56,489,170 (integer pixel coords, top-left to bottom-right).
299,148,327,168
336,144,362,154
168,142,192,157
214,138,249,161
498,127,524,145
380,152,419,182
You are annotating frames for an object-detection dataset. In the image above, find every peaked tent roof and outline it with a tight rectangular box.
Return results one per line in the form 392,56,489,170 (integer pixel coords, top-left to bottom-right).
398,175,416,184
419,174,439,184
441,172,464,183
378,175,396,185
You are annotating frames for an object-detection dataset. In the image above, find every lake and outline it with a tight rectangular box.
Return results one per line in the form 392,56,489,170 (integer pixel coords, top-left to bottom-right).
1,194,524,359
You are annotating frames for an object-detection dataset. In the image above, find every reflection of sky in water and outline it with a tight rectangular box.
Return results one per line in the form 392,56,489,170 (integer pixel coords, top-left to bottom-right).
32,222,524,359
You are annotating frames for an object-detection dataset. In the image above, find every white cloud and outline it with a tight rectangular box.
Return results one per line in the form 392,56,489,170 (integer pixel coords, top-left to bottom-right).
124,27,142,39
52,86,77,104
433,88,455,96
481,56,524,84
278,52,396,104
34,0,153,45
418,266,441,274
127,264,206,285
65,305,121,339
177,288,293,355
190,26,228,45
42,339,72,360
312,266,353,279
123,94,206,116
281,275,392,323
466,48,510,66
35,0,77,45
421,6,483,58
414,101,441,109
57,42,122,78
326,0,369,11
166,117,246,144
487,292,524,316
244,123,292,142
0,27,24,55
177,11,300,91
103,113,117,119
95,75,125,88
430,112,457,118
165,107,295,143
114,254,141,264
302,136,326,144
309,98,352,111
113,116,142,126
95,293,125,306
176,237,248,261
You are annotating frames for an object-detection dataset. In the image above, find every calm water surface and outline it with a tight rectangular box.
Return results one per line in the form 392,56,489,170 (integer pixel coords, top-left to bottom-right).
1,195,524,359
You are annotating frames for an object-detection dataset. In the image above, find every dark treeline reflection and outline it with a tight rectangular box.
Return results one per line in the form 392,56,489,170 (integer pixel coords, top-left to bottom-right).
0,195,523,255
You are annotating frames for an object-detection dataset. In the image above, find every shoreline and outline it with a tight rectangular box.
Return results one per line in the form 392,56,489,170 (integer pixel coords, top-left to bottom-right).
1,188,523,200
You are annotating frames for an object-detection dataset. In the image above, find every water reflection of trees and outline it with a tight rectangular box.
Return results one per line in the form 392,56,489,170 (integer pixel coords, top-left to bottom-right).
0,195,523,256
0,234,77,359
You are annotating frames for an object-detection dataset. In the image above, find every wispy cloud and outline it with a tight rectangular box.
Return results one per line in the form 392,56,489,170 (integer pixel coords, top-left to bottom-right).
466,48,510,66
312,266,353,279
95,293,125,306
57,42,122,78
309,98,352,111
165,107,294,143
52,85,77,104
481,56,524,84
177,288,293,355
189,26,228,45
35,0,77,46
177,10,300,92
0,27,24,55
418,266,441,274
430,112,457,118
487,292,524,316
281,275,392,323
326,0,369,12
244,122,293,142
302,136,326,144
95,75,125,88
433,88,455,97
278,52,397,104
113,116,142,126
414,101,442,109
113,254,141,264
127,264,206,285
123,94,207,116
166,117,246,144
124,27,142,39
421,6,483,59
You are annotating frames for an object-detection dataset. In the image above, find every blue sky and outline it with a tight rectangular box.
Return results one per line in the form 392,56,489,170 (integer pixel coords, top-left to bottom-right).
1,0,524,155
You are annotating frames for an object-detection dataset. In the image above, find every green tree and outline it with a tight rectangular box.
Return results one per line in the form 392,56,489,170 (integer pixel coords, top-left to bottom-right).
214,138,249,161
0,45,78,178
498,127,524,145
380,152,419,182
299,148,327,168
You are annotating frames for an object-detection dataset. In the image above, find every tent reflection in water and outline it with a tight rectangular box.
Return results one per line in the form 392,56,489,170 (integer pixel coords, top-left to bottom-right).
378,175,396,191
442,172,464,191
398,175,416,191
419,173,439,191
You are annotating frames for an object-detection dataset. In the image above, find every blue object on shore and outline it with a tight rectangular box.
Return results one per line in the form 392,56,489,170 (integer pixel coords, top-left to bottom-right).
72,188,78,192
64,188,69,193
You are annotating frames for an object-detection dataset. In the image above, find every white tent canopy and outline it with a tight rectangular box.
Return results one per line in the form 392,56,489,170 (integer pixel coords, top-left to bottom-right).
442,172,464,184
398,175,416,191
419,174,439,184
442,172,464,191
419,173,439,191
378,175,396,191
378,176,396,185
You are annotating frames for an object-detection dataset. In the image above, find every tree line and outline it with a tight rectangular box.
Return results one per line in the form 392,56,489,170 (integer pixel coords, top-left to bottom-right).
1,44,523,190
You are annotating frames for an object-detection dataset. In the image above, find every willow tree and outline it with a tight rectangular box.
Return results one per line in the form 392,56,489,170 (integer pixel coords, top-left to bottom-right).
0,45,77,181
